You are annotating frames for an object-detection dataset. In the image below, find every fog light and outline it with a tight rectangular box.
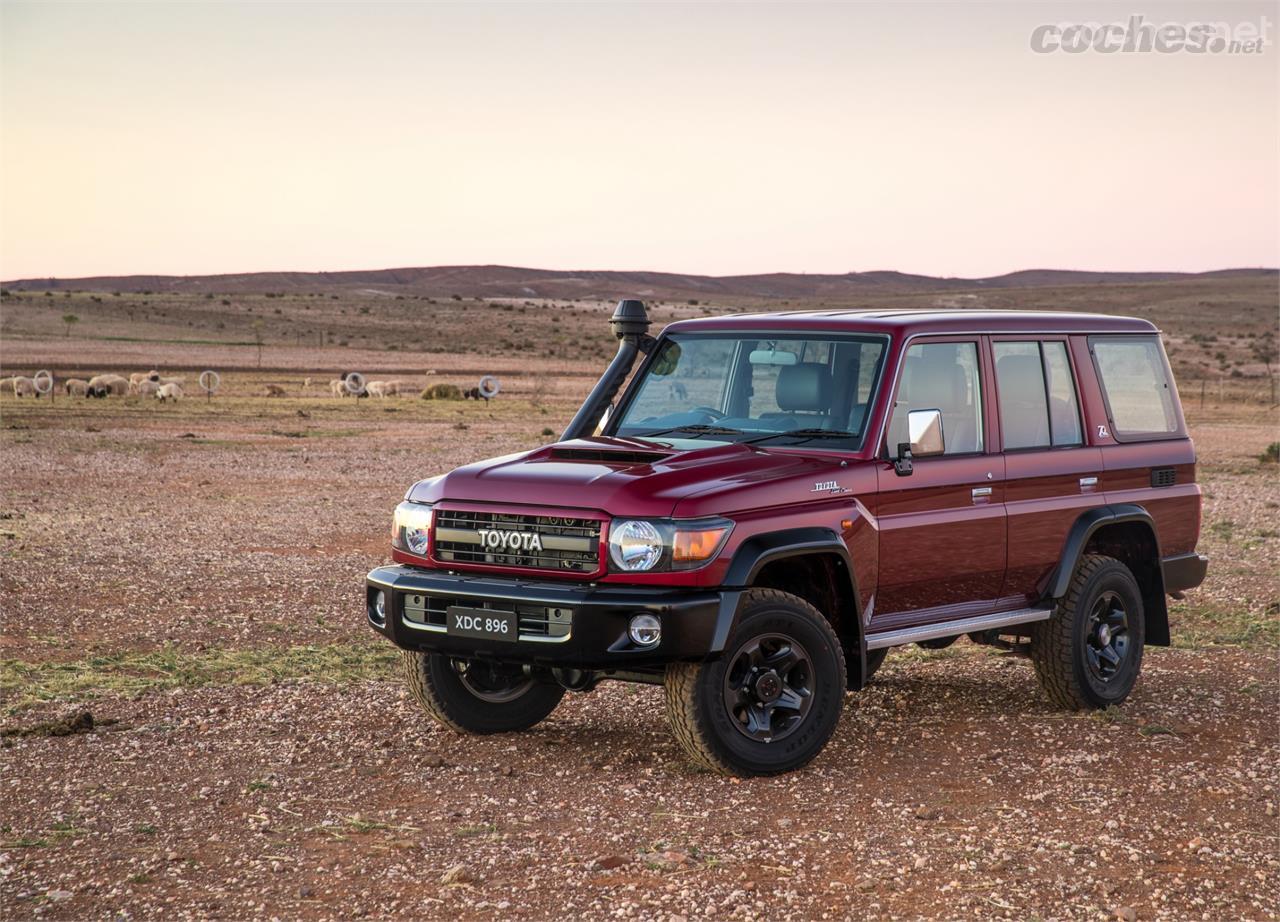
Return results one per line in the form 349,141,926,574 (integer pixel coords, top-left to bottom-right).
628,613,661,646
371,590,387,625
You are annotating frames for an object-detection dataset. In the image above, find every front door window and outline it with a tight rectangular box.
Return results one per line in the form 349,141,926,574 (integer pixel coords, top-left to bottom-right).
887,341,984,455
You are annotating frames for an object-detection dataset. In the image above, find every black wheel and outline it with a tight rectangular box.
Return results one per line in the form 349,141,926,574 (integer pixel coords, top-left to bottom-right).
664,589,846,776
402,651,565,734
1030,555,1145,710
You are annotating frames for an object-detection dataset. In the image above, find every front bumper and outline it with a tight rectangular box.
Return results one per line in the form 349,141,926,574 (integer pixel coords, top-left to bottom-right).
366,565,737,668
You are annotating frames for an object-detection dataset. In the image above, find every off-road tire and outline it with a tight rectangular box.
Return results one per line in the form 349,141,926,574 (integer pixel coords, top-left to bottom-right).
402,651,565,734
664,588,847,776
1030,555,1145,710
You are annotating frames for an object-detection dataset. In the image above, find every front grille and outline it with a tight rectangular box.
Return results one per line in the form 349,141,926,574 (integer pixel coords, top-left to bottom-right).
402,593,572,639
434,509,602,574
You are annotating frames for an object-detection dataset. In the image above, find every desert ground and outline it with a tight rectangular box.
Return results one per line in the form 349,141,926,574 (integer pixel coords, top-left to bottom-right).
1,278,1277,921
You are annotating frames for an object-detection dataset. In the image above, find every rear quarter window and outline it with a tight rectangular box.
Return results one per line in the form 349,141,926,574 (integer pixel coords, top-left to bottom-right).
1090,335,1179,439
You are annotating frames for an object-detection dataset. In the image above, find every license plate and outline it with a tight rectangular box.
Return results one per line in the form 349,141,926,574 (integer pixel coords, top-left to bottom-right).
446,606,517,643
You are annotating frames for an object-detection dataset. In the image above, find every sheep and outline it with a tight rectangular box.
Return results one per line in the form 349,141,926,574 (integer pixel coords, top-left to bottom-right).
12,376,36,398
264,384,287,397
129,371,156,387
135,379,160,398
366,381,389,398
331,376,365,397
88,374,129,396
155,382,184,402
0,377,15,394
86,386,110,399
64,378,90,397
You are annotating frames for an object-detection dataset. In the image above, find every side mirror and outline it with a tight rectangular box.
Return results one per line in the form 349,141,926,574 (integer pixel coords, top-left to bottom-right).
907,408,945,457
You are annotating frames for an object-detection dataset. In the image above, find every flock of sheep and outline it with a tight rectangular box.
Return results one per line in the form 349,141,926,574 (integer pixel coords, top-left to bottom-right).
325,373,409,398
1,370,490,402
0,370,185,400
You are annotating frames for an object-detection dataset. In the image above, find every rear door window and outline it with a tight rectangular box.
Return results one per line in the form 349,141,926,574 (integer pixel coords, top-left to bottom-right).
1090,336,1178,438
993,341,1083,450
1043,342,1083,446
993,342,1050,449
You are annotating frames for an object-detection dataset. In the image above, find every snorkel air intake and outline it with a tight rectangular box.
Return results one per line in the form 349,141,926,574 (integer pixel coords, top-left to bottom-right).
561,299,654,440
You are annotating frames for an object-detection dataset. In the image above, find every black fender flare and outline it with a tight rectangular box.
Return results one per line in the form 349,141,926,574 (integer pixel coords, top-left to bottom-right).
712,527,866,684
1045,503,1162,600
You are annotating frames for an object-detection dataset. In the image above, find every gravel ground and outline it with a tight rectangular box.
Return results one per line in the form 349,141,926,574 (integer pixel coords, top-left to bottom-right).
1,386,1277,921
3,649,1276,921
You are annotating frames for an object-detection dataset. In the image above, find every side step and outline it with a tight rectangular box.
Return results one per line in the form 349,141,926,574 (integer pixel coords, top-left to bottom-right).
865,606,1053,651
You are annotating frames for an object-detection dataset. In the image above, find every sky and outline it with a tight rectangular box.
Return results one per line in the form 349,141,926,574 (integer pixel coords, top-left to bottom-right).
1,1,1276,280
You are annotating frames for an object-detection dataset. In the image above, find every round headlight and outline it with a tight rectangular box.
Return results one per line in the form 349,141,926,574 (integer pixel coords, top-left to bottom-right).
392,501,433,556
371,590,387,624
609,520,664,571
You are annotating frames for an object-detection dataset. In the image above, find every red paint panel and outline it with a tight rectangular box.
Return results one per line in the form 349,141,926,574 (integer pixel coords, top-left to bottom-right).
1070,335,1114,446
1100,439,1201,555
873,455,1006,618
1001,446,1105,601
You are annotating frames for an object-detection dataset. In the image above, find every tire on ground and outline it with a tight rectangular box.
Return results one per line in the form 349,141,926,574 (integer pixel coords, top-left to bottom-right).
1030,554,1146,710
664,588,847,776
402,651,565,734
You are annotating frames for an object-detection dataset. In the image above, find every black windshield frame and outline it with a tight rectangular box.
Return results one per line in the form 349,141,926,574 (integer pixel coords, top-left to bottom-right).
606,330,891,452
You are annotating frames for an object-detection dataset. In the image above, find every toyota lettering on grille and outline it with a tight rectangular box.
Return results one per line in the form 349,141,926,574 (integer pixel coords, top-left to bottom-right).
476,529,544,552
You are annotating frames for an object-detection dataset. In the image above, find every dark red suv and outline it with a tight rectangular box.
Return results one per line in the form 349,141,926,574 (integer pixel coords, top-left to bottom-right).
367,301,1208,775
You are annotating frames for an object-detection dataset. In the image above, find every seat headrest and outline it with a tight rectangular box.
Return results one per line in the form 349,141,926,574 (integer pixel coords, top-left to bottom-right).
905,358,966,412
997,354,1044,397
776,362,831,412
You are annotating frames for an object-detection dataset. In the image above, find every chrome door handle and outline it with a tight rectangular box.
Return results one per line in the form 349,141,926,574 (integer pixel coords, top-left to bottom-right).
1079,476,1098,493
971,486,993,500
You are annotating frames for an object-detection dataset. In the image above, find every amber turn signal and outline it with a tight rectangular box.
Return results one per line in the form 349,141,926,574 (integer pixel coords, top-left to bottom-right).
672,525,731,564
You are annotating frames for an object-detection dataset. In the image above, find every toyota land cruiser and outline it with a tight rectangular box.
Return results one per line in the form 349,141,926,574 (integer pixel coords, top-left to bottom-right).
367,300,1208,776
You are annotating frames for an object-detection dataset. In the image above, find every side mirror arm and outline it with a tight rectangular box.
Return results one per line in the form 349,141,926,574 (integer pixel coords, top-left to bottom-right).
894,442,914,477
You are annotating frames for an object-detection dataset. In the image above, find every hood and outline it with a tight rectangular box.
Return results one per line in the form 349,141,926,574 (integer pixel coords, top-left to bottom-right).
408,436,875,518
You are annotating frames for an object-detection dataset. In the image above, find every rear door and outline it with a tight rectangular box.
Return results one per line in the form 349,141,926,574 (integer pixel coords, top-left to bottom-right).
992,337,1105,603
872,337,1006,624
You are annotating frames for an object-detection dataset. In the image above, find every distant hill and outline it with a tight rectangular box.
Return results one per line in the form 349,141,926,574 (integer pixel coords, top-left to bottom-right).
3,264,1275,300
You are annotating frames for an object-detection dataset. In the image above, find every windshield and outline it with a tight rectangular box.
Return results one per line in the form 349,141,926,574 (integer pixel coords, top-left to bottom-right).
609,332,889,450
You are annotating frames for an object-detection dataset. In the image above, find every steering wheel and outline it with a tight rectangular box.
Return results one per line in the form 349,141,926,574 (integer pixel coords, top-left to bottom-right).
691,406,727,421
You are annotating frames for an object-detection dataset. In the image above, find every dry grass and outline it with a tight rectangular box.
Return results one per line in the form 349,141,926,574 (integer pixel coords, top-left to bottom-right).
3,274,1276,392
1,643,397,716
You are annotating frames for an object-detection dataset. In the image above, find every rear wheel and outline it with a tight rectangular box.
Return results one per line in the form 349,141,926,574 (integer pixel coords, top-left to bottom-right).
1030,555,1145,710
664,589,846,776
402,651,565,734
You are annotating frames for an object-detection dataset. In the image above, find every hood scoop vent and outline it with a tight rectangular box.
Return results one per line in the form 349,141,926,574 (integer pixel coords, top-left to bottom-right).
551,447,667,465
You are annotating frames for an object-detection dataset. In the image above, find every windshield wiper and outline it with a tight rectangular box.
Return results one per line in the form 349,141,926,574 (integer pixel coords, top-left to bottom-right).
633,424,745,439
745,428,859,445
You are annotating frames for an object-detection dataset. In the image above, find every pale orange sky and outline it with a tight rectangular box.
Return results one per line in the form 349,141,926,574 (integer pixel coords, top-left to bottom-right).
1,1,1276,280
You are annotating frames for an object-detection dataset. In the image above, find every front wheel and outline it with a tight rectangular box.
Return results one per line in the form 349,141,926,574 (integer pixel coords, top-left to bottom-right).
664,589,846,776
402,651,565,734
1030,555,1145,710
